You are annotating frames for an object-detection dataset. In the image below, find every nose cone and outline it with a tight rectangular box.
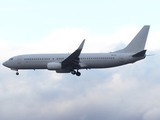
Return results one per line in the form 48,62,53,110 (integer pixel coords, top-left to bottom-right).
2,61,8,67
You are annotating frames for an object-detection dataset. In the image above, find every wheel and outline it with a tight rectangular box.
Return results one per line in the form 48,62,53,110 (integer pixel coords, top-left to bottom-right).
16,72,19,75
71,70,76,75
76,72,81,76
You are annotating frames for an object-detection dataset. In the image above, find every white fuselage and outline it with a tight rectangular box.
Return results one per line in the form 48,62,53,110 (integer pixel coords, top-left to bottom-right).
3,52,144,71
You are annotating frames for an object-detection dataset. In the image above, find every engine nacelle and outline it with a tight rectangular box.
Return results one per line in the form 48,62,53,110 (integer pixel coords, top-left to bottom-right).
47,62,62,70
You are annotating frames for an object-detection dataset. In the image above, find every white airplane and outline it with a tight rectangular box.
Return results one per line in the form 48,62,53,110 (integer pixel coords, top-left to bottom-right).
3,25,150,76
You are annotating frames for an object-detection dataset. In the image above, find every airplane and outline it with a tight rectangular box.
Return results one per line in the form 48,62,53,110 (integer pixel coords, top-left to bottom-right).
3,25,150,76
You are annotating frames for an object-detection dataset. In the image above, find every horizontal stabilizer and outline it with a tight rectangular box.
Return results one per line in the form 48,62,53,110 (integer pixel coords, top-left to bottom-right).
132,50,147,57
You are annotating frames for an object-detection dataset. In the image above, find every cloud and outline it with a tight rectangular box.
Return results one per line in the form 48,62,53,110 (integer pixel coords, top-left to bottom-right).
146,30,160,51
1,25,158,59
143,108,160,120
1,26,160,120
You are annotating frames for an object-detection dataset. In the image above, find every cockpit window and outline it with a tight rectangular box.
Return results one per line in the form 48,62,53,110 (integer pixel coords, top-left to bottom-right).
9,58,13,61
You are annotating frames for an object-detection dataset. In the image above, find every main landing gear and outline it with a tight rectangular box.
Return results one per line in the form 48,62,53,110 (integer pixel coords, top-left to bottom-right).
71,70,81,76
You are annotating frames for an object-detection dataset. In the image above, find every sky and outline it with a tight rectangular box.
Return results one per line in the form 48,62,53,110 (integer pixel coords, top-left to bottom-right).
1,0,160,120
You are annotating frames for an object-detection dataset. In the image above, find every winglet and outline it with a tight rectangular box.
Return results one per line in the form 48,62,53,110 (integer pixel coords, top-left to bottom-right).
78,39,85,51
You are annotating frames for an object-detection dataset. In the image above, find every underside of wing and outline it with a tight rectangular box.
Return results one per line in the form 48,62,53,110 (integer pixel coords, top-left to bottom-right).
61,39,85,70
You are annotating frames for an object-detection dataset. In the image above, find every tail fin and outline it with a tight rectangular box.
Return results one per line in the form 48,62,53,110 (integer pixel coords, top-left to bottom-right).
116,25,150,53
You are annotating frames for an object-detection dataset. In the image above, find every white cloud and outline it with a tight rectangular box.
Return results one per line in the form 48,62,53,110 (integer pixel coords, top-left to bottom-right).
1,25,158,61
1,26,160,120
146,30,160,51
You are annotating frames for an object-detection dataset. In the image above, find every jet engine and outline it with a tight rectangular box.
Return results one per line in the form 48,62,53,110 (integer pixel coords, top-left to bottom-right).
47,62,62,70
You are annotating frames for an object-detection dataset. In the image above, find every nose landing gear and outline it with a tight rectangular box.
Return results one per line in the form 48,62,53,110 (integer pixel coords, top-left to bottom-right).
16,71,19,75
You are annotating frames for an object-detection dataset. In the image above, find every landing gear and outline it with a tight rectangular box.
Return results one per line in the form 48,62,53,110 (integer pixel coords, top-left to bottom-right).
71,70,76,75
16,71,19,75
71,70,81,76
76,71,81,76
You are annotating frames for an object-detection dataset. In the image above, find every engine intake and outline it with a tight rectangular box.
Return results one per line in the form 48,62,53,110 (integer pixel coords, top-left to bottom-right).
47,62,62,70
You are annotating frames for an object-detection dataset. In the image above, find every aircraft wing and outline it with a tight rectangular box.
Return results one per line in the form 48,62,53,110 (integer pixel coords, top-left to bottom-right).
61,39,85,69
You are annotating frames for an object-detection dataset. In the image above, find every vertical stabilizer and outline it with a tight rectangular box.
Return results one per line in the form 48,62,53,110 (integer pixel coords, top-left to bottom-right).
116,25,150,53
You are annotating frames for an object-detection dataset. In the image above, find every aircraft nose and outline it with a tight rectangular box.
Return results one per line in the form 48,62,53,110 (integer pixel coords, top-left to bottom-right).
2,61,8,67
